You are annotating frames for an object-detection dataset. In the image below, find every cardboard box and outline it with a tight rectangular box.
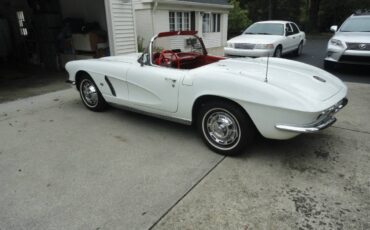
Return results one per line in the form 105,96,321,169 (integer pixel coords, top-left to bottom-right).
72,33,105,52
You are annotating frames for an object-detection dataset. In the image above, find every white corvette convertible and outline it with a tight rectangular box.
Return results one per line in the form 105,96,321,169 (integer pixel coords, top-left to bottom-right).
66,31,348,155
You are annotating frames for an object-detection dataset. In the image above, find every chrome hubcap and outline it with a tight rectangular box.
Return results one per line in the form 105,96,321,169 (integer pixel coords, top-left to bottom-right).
81,80,98,107
206,111,239,146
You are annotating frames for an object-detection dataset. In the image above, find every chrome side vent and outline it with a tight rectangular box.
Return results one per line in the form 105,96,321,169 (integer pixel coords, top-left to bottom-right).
105,76,116,97
313,76,326,83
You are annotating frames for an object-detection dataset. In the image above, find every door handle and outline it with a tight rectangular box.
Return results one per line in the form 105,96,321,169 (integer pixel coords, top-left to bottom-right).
165,77,177,87
165,77,177,83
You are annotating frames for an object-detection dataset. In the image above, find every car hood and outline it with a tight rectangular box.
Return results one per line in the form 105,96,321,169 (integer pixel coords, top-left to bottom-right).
333,32,370,43
211,58,345,103
228,34,283,44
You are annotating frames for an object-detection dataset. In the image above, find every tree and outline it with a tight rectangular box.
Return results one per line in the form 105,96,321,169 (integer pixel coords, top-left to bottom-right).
239,0,370,33
228,0,252,37
244,0,304,25
319,0,370,32
306,0,322,32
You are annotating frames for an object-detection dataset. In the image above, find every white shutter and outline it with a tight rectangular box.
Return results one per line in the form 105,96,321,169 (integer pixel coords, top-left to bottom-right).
105,0,137,55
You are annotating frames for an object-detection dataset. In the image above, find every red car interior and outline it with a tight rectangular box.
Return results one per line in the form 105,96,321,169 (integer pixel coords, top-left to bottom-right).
153,50,224,69
151,31,225,69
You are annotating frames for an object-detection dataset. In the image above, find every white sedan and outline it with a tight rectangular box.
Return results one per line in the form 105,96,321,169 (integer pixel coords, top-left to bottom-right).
66,31,347,156
225,20,306,57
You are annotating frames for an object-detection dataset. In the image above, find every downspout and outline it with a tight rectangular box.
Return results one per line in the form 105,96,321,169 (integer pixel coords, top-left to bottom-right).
153,0,159,11
151,0,159,35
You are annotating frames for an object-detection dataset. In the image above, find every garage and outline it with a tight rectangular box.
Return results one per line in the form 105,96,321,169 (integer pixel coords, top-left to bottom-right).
0,0,136,102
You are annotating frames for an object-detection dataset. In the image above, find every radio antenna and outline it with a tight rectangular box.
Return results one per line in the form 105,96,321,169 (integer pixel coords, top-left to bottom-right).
264,54,270,83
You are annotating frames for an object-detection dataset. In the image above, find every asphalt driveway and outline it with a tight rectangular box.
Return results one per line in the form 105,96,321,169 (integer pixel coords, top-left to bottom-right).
0,38,369,230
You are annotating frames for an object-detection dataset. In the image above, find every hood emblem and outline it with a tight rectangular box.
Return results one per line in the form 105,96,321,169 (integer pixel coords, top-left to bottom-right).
313,76,326,83
359,44,367,50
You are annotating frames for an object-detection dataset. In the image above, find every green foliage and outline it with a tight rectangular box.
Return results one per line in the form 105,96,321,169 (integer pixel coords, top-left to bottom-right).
228,0,252,36
137,36,145,52
245,0,304,25
318,0,370,32
237,0,370,33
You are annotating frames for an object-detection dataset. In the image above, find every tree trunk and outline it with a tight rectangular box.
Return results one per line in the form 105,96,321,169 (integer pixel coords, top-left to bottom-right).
268,0,273,19
308,0,321,32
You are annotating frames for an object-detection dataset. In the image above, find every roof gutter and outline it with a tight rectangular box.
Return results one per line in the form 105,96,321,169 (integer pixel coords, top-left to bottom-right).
141,0,233,9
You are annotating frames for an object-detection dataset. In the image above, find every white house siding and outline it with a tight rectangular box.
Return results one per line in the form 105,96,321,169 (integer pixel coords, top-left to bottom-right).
221,13,228,46
133,2,230,51
152,10,170,33
202,32,221,48
135,9,154,47
202,13,228,48
152,10,172,50
170,37,186,50
105,0,137,55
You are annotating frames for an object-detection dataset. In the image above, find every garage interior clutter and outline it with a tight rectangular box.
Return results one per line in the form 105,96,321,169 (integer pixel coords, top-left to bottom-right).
0,0,109,71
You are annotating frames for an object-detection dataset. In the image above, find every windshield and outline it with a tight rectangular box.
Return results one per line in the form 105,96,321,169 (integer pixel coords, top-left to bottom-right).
152,35,204,55
243,23,284,36
340,17,370,32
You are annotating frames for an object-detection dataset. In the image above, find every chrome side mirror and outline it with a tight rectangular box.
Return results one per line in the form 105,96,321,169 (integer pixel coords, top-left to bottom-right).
139,53,149,67
330,25,338,32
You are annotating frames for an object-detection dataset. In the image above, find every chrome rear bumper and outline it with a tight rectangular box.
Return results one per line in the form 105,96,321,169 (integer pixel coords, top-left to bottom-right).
275,98,348,133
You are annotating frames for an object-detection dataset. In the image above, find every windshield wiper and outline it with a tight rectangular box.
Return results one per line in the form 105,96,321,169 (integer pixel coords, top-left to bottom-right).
244,32,256,34
256,33,272,35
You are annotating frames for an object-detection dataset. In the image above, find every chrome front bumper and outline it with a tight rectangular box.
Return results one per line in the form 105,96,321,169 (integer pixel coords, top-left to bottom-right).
325,48,370,65
224,47,275,57
275,98,348,133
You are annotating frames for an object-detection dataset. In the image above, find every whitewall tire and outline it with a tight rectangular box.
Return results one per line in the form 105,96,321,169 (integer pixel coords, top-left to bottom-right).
197,100,256,156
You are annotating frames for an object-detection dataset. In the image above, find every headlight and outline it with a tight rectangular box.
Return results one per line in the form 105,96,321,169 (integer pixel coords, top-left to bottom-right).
254,44,274,49
227,43,234,48
330,39,344,48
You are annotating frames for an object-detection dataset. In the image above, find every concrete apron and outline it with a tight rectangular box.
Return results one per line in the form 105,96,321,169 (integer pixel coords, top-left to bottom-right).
154,82,370,230
0,88,222,230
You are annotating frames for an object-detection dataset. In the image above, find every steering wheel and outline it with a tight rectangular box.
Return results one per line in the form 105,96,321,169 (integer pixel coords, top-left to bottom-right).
157,50,179,68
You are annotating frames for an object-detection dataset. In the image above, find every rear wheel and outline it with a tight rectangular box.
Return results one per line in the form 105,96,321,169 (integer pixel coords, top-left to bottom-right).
197,100,255,156
294,42,303,56
79,74,108,112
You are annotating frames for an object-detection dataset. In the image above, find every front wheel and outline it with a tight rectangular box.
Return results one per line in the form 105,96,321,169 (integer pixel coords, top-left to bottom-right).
79,74,108,112
197,101,256,156
274,46,282,58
